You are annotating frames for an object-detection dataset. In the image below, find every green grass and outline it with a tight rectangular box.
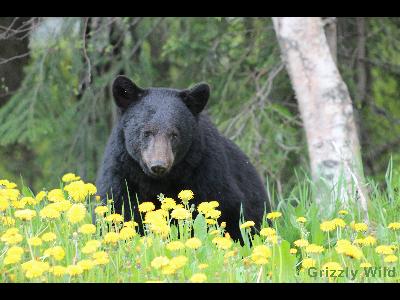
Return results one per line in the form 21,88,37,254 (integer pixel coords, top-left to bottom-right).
1,162,400,283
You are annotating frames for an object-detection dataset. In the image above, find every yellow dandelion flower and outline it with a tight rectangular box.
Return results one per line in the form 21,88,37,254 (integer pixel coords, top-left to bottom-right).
85,183,97,195
103,232,120,244
185,237,202,249
332,218,346,228
209,201,219,208
48,189,65,202
92,251,109,265
28,237,42,247
240,221,255,229
388,222,400,230
302,258,316,269
82,240,101,254
0,179,17,189
78,224,96,235
77,259,96,271
290,248,298,254
251,245,272,265
296,217,307,223
171,207,191,220
266,211,282,220
294,239,309,248
169,256,188,269
49,200,72,212
139,202,155,213
0,197,9,211
44,246,66,261
151,256,170,269
178,190,194,204
305,244,324,254
22,197,38,206
104,213,124,223
320,220,336,232
384,255,398,263
144,209,168,224
338,210,349,215
160,264,176,275
205,209,221,219
260,227,276,237
3,253,22,265
35,191,47,203
4,246,24,265
50,266,66,277
0,188,20,201
206,219,217,225
212,236,233,250
123,220,138,228
66,204,86,224
375,245,394,255
40,205,61,219
21,260,50,279
362,235,377,246
62,173,81,183
166,241,185,251
41,232,57,242
190,273,207,283
119,227,136,240
197,202,212,214
66,265,83,276
94,205,109,216
11,199,27,209
1,228,23,245
161,198,176,210
335,242,363,260
149,222,170,237
64,180,97,202
351,222,368,232
14,209,37,221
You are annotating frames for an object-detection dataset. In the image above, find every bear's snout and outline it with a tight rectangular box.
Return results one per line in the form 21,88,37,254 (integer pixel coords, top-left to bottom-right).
150,162,168,176
142,134,174,178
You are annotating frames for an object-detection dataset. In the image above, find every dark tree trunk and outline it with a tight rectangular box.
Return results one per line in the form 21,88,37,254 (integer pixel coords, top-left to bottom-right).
0,17,31,106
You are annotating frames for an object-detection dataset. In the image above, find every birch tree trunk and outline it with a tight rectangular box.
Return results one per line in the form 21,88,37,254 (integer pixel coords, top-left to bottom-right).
272,17,368,218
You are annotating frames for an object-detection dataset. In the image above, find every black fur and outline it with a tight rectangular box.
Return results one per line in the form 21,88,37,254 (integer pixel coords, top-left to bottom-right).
95,76,270,241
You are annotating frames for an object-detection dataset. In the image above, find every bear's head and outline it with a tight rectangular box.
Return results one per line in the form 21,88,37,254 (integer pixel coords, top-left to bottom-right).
112,75,210,179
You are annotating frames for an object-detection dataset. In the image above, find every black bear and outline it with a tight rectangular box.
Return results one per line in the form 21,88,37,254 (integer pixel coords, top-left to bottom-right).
95,75,270,241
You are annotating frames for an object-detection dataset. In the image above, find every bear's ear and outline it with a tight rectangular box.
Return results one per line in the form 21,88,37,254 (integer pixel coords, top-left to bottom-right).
112,75,144,110
180,82,210,115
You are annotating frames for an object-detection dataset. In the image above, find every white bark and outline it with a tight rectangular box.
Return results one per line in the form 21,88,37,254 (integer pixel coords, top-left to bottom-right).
272,17,368,217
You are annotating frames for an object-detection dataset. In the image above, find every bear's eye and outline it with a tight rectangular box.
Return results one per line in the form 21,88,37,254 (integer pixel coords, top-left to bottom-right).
143,131,153,138
171,132,179,140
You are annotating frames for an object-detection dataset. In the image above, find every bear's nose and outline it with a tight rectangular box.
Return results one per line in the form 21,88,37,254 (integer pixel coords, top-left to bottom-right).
150,164,167,176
